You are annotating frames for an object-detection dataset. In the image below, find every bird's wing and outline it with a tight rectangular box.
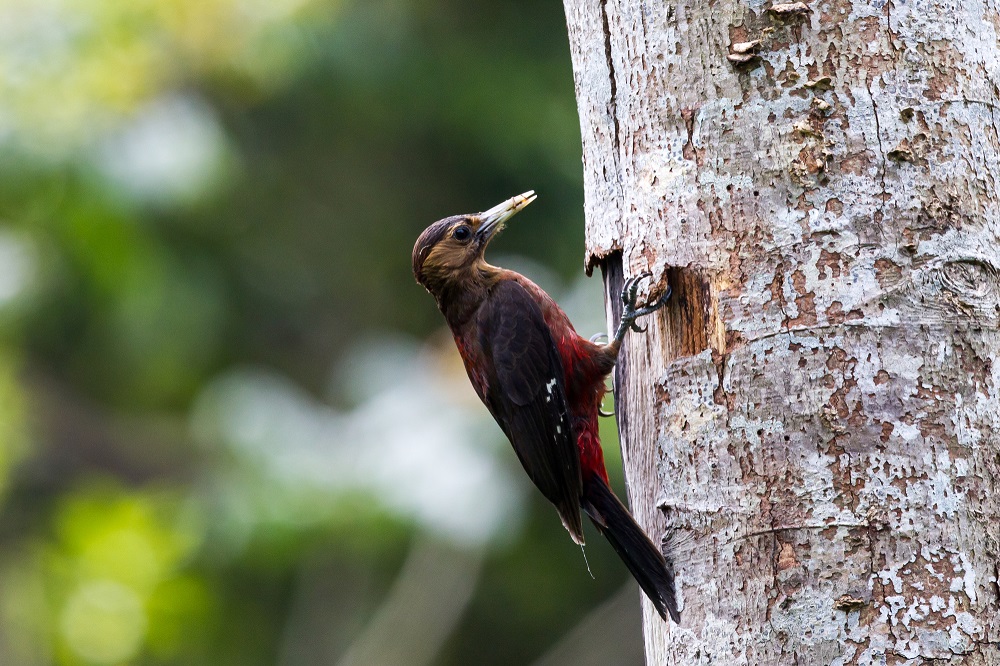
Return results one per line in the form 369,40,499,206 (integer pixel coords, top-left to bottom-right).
478,280,585,544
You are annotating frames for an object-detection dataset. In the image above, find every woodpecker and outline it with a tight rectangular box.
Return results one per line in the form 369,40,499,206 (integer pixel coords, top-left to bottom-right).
412,192,679,623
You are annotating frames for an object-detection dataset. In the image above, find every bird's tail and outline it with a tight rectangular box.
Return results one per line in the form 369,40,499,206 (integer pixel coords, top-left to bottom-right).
582,475,680,623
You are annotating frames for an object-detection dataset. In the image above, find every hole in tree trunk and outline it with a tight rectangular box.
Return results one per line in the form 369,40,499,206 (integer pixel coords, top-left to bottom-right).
661,266,725,361
600,253,724,364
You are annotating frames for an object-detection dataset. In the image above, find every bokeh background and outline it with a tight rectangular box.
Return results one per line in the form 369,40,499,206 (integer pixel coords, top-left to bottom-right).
0,0,647,663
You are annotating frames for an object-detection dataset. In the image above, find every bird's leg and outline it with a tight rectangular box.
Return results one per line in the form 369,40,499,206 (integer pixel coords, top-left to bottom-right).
589,336,616,416
611,273,671,348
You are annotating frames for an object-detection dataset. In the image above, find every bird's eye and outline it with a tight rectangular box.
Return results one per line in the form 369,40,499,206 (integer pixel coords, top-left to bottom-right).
453,225,472,242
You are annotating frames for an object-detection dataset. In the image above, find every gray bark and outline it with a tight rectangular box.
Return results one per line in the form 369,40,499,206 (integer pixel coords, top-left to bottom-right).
562,0,1000,663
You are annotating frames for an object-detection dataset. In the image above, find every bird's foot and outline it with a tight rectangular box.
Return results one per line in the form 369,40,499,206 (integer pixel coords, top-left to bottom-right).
613,273,671,346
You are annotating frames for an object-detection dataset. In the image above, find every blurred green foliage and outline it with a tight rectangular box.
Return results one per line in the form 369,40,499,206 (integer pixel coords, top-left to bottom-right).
0,0,645,663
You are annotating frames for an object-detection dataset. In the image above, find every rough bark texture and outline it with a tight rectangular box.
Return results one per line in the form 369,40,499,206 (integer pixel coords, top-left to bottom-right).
563,0,1000,663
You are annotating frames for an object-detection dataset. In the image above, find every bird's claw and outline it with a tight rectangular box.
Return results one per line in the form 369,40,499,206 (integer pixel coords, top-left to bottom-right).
620,272,652,309
589,332,609,344
598,407,615,417
613,275,670,345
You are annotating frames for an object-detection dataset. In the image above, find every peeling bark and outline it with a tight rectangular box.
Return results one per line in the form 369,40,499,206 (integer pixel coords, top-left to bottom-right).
563,0,1000,663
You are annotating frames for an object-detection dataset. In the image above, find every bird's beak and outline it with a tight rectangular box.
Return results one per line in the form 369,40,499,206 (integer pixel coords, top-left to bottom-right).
475,190,537,244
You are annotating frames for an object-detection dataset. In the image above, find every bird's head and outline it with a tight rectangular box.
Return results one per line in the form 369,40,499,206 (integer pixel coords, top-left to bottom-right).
412,191,536,296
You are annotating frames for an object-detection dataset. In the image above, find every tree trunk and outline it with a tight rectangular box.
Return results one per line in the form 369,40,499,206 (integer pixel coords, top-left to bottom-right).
562,0,1000,663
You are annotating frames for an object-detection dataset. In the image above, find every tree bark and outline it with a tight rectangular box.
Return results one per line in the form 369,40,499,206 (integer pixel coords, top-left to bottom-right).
563,0,1000,663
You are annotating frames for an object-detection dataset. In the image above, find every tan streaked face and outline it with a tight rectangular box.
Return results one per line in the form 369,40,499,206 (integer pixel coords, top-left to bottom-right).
414,216,479,285
412,191,536,291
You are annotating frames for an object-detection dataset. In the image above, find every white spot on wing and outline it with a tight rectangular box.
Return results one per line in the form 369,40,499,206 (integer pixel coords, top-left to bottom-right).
545,378,558,403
